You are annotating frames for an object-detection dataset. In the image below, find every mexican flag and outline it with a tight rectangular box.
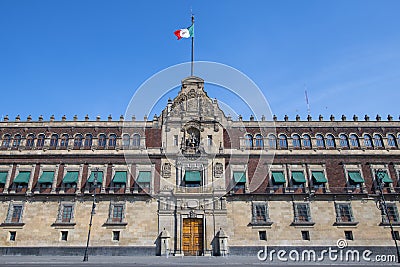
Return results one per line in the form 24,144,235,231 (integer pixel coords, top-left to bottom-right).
174,24,194,40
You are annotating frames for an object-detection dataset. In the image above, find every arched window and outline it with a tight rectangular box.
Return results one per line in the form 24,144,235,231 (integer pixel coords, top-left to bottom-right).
50,134,58,148
339,134,349,148
26,134,35,148
292,134,301,148
122,134,130,148
326,134,336,148
84,134,93,148
373,134,383,148
74,134,83,149
36,134,45,148
132,134,141,147
2,134,11,148
255,134,263,148
350,134,360,147
278,134,288,149
245,134,253,149
98,134,106,148
268,134,277,149
316,134,325,148
108,134,117,147
302,134,311,148
388,134,397,148
60,134,69,148
364,134,373,148
13,134,22,148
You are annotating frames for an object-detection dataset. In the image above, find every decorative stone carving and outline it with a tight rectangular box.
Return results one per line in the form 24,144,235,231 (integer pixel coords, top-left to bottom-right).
162,163,171,178
214,123,219,132
214,163,224,178
187,200,198,209
187,89,197,99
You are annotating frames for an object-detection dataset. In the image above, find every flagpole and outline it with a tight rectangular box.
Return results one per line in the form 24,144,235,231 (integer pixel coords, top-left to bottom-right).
191,15,194,76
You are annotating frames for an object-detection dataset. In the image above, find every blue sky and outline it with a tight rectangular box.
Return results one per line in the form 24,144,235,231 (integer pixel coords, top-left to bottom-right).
1,0,399,121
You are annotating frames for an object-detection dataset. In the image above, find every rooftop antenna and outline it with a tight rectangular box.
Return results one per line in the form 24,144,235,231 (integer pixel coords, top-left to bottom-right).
304,85,310,116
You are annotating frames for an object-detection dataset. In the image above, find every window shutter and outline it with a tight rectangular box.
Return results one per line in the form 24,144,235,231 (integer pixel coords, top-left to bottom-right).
70,205,75,221
293,203,299,222
264,203,269,221
394,205,399,222
306,203,311,222
19,205,24,223
380,203,388,223
334,203,341,222
6,203,13,223
108,202,114,223
251,202,257,224
348,204,354,222
56,203,62,222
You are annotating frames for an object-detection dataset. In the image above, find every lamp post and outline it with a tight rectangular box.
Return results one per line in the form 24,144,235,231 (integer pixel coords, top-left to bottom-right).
375,169,400,263
83,167,98,262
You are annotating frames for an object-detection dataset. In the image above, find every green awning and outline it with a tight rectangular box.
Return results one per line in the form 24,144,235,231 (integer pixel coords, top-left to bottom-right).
184,171,201,182
113,171,127,183
348,171,364,183
0,171,8,184
87,171,103,183
13,171,30,183
312,171,327,183
292,171,306,183
38,171,55,184
377,171,392,183
233,172,246,183
137,171,151,183
272,171,286,183
62,171,79,184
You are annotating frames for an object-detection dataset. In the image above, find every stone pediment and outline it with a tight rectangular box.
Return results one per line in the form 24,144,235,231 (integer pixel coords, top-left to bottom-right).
162,76,227,123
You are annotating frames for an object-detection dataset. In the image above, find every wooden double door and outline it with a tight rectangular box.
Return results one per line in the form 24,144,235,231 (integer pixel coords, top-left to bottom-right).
182,218,203,256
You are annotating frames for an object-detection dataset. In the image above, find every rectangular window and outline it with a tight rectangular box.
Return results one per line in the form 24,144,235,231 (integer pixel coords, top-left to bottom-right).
9,231,16,241
259,231,267,241
301,231,310,241
252,202,270,225
291,171,306,191
11,205,22,223
294,203,312,223
207,135,212,146
5,203,24,224
107,203,125,224
112,205,124,222
335,203,354,223
61,231,68,241
345,231,354,241
173,135,178,146
384,203,399,224
113,231,120,241
232,171,246,193
62,206,73,223
347,171,364,189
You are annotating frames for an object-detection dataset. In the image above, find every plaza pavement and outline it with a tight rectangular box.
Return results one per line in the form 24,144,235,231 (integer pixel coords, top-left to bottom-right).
0,255,397,267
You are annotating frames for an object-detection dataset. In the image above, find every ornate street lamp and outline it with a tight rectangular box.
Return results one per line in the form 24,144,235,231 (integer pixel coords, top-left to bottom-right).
375,169,400,263
83,167,98,262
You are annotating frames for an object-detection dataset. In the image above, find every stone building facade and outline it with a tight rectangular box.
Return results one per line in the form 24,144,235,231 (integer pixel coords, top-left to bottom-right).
0,76,399,256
